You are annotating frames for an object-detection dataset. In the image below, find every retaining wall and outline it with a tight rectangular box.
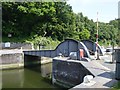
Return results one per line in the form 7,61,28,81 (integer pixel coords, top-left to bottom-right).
52,57,94,88
1,50,24,69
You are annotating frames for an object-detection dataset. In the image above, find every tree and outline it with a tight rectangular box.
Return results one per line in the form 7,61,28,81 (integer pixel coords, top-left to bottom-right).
2,2,119,47
79,29,90,40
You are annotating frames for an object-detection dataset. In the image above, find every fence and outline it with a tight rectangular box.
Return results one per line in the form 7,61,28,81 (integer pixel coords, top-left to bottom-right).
1,42,33,49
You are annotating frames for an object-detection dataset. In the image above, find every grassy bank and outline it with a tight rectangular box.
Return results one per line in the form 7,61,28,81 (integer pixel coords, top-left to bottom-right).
113,81,120,90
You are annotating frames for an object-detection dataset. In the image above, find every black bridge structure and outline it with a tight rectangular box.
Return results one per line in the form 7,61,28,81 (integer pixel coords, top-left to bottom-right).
24,39,104,60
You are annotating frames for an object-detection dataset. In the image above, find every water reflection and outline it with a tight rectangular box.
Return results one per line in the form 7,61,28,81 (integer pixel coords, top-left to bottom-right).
0,70,2,89
2,63,58,88
2,69,24,88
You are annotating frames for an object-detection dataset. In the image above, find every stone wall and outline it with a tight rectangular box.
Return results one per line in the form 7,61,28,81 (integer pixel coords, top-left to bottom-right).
52,58,94,88
1,53,24,64
1,53,24,69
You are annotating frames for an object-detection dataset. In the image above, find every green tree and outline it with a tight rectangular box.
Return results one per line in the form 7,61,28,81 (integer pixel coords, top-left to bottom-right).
79,29,90,40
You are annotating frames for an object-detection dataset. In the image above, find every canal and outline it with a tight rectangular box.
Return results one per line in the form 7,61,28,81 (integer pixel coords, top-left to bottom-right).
2,63,65,89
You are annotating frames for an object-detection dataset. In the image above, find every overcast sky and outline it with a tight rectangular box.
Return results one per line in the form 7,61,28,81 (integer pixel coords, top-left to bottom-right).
67,0,119,23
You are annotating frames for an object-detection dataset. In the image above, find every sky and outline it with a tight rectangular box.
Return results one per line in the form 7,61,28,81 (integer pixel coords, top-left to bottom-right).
67,0,119,23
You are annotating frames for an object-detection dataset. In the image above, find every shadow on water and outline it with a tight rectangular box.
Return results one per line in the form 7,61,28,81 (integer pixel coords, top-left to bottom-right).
24,63,68,89
2,54,69,89
24,63,42,73
24,62,51,77
2,64,67,89
24,63,52,81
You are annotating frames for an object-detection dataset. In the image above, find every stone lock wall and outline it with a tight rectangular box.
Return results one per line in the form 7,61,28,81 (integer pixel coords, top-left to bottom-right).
1,53,24,64
1,53,24,69
52,58,93,88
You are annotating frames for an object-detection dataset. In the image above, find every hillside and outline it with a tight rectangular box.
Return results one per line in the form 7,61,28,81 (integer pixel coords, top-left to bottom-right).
2,2,119,47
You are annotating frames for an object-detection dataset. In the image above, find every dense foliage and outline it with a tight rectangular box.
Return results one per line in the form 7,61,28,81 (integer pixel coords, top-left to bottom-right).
2,2,119,46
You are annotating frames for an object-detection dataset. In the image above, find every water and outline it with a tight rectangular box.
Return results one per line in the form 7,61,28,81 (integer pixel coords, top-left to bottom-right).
2,63,62,89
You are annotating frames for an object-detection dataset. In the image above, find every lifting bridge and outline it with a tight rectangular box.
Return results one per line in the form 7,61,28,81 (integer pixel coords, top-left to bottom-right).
23,39,104,60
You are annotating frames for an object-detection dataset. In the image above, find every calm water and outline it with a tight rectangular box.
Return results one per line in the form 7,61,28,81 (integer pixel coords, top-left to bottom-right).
2,63,62,89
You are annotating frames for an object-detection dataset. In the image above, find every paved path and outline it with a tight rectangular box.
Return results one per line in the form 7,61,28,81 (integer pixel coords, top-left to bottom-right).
70,59,117,89
0,49,23,55
91,55,116,71
97,59,116,72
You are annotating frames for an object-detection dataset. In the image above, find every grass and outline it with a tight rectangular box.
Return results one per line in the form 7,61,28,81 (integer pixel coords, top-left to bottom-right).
112,81,120,90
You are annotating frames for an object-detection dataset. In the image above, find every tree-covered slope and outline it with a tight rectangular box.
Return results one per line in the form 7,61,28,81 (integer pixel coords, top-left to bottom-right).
2,2,119,46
